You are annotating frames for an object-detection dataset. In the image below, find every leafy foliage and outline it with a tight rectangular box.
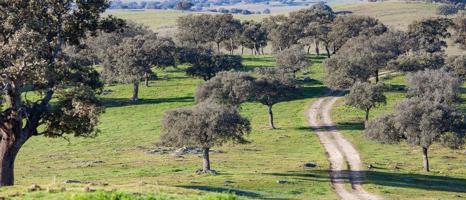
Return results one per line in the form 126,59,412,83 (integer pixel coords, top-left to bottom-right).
183,49,244,81
444,55,466,78
389,52,445,72
195,71,255,106
275,45,309,75
346,82,387,121
407,18,453,53
160,102,251,149
0,0,114,186
406,69,461,104
452,14,466,49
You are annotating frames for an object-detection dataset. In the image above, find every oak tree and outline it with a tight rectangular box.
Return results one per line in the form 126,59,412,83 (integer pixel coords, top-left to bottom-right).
406,69,461,105
365,99,465,172
195,71,255,106
159,102,251,174
276,45,309,77
346,82,387,122
253,69,300,129
0,1,113,186
444,55,466,78
330,15,387,53
452,14,466,49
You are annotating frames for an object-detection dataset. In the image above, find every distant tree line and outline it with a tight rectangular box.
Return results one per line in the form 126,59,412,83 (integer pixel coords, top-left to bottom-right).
108,0,271,14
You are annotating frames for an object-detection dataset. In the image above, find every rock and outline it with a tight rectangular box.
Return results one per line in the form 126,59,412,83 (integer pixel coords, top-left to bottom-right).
83,185,95,192
27,184,41,192
195,169,218,175
76,160,105,167
64,180,83,184
276,180,286,184
145,148,172,155
304,163,317,168
172,147,204,156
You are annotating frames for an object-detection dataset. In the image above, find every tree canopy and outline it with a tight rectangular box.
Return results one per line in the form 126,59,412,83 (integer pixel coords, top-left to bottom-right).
365,98,465,171
159,102,251,173
195,71,255,106
0,0,115,186
406,69,461,105
253,68,300,129
275,45,309,76
346,82,387,122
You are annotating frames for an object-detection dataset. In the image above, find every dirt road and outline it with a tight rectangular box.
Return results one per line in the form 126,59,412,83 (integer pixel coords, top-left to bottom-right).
308,91,381,200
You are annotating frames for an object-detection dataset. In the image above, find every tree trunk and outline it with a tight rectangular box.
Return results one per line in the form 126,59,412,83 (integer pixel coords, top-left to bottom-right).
261,47,264,55
230,38,234,55
144,73,150,87
325,45,331,58
422,147,429,172
307,46,311,54
268,105,276,129
202,147,211,172
217,42,220,53
315,41,320,56
0,138,19,186
365,109,370,123
375,69,379,83
132,81,139,102
241,46,244,55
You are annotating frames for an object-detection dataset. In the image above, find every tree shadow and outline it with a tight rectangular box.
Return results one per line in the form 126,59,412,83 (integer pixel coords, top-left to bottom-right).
178,185,262,198
296,86,329,100
335,121,365,131
386,84,406,93
266,170,466,193
295,121,364,132
102,96,194,108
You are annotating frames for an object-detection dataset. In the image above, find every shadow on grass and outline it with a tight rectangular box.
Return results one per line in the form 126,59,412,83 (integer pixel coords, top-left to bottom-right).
178,185,262,198
335,121,365,131
102,96,194,108
265,170,466,193
386,84,406,93
296,121,364,132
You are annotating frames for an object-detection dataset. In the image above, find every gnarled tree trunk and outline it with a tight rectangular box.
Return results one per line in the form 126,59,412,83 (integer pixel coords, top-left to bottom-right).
422,147,429,172
202,147,211,172
325,45,331,58
315,40,320,56
144,73,150,87
365,108,370,123
132,81,139,102
375,69,379,83
268,105,276,129
0,138,19,186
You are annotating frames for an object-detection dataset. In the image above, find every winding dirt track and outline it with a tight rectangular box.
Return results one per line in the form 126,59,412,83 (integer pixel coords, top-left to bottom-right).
308,91,381,200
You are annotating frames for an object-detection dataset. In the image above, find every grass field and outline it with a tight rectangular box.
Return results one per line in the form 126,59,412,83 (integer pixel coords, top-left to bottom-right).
331,74,466,200
0,55,338,199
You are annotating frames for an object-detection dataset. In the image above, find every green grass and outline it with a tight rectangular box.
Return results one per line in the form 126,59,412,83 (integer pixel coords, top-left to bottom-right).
17,190,239,200
331,74,466,200
0,55,336,200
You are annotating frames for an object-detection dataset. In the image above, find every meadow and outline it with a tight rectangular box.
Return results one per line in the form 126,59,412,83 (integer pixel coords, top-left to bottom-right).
0,55,338,199
1,2,465,199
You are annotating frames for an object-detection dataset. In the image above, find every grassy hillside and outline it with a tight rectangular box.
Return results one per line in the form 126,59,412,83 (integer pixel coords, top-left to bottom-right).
331,74,466,200
0,55,336,199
